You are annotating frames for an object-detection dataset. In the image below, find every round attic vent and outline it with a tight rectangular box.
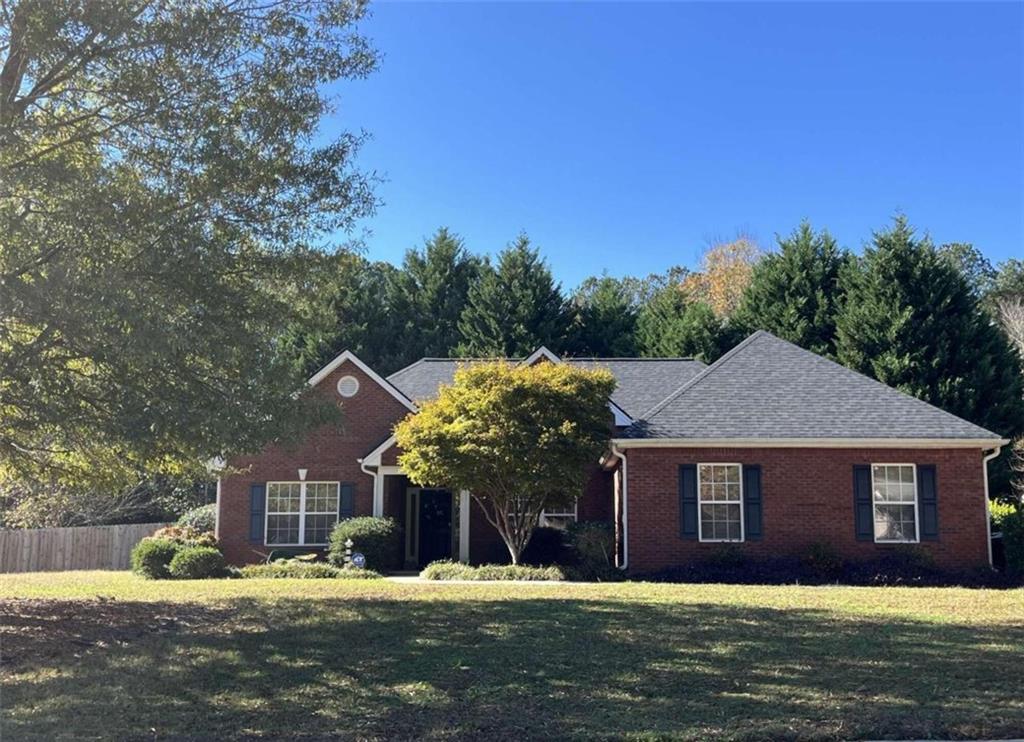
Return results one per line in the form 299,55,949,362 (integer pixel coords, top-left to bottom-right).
336,375,360,398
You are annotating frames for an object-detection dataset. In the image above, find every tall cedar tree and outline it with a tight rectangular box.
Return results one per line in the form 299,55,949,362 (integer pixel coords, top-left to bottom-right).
635,286,730,362
457,235,572,357
284,253,407,377
572,276,639,357
390,228,481,363
836,218,1024,493
0,1,377,487
733,222,849,357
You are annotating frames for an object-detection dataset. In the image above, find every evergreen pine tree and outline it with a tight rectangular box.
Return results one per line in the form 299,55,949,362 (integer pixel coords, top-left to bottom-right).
572,276,639,357
836,218,1024,485
635,286,729,362
392,228,480,360
733,222,848,357
456,235,572,357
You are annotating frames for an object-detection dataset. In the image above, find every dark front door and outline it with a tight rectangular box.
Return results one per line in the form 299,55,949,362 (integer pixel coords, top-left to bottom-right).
418,489,453,566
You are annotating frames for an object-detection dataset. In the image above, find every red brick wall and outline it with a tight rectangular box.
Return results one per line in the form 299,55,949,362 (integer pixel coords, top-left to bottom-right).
217,359,412,565
623,447,990,573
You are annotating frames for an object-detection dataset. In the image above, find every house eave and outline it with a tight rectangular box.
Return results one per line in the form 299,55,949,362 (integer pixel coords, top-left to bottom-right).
610,437,1011,449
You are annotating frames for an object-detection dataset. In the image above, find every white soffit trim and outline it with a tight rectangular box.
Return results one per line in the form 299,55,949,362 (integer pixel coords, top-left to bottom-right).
362,434,398,467
521,346,561,365
610,437,1011,449
307,350,417,413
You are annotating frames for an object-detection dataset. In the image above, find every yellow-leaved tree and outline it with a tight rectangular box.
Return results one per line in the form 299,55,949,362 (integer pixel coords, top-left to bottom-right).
394,362,616,564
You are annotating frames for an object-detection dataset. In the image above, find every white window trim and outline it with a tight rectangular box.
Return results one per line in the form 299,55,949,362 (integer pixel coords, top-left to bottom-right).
540,501,578,528
265,480,340,547
870,463,920,544
697,463,745,543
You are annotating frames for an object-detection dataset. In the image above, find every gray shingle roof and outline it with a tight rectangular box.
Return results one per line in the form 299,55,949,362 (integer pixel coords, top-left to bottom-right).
628,330,1003,441
386,356,707,418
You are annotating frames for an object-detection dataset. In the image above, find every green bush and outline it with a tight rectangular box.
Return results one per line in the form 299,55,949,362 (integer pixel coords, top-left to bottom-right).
800,541,844,579
521,526,566,566
420,560,564,581
996,502,1024,575
328,517,402,572
131,538,181,579
241,560,383,579
176,503,216,532
151,525,218,548
566,521,614,567
168,546,227,579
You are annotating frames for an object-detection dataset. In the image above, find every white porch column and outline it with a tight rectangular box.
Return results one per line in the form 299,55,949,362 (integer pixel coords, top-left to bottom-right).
459,490,470,563
372,472,384,517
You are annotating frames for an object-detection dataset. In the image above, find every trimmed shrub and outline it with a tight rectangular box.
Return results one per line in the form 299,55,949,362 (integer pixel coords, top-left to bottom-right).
566,521,614,567
241,561,383,579
131,538,181,579
168,546,226,579
521,526,567,566
800,541,843,579
176,504,216,532
151,525,218,548
420,560,565,581
328,517,402,572
992,500,1024,575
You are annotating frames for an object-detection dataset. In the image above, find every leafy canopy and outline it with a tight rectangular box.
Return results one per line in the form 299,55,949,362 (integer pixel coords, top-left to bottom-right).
395,361,616,564
0,0,376,486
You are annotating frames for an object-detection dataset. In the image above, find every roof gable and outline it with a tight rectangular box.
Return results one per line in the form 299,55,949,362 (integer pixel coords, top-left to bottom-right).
307,350,417,413
629,331,1003,442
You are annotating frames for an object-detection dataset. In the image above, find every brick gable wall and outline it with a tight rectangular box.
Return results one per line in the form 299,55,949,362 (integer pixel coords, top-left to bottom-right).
216,359,412,565
623,447,989,573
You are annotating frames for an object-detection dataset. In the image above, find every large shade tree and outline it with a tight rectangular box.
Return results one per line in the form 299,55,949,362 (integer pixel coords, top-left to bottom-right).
1,0,377,486
395,361,616,564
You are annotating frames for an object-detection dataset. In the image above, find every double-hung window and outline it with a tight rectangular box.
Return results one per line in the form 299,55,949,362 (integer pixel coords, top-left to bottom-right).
540,502,578,530
698,464,743,542
871,464,918,543
266,481,340,546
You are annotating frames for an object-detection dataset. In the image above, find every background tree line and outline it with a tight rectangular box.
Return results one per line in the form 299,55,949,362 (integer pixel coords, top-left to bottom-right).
3,1,1021,527
285,218,1024,500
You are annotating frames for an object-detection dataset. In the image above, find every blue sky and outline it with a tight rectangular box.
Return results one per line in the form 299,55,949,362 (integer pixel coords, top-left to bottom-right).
326,1,1023,289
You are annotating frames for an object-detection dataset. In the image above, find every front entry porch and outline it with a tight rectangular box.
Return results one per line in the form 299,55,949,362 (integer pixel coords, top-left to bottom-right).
374,468,470,568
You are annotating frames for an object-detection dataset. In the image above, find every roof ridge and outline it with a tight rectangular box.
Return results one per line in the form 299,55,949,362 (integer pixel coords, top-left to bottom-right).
386,356,428,380
564,357,700,362
638,330,770,420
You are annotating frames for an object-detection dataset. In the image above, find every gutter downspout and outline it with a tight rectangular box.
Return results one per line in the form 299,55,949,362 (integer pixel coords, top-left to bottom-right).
610,443,628,571
358,459,381,517
983,446,1002,569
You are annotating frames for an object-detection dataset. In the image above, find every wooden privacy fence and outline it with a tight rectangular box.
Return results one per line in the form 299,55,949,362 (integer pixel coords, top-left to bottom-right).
0,522,172,573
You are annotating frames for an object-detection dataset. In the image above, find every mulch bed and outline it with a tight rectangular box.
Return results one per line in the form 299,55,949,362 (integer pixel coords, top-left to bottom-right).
0,599,232,670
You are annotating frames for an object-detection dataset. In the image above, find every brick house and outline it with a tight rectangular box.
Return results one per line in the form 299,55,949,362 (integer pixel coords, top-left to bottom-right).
215,331,1008,572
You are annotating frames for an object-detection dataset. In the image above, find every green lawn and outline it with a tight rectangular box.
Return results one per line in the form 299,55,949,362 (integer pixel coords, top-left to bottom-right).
2,573,1022,740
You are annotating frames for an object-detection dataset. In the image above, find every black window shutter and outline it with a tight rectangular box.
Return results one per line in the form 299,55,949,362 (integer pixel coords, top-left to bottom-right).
249,483,266,543
918,464,938,541
679,465,698,540
853,465,873,542
339,483,355,520
743,465,763,541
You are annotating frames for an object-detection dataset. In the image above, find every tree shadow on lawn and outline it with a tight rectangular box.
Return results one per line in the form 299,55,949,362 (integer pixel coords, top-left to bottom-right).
3,596,1023,741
